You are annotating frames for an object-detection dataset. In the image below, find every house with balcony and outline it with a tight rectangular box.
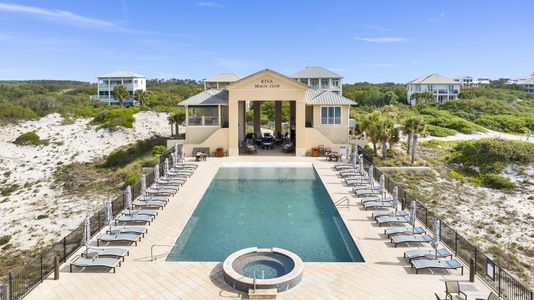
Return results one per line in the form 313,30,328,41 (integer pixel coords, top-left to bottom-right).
522,78,534,92
91,71,146,106
406,74,460,106
453,76,473,87
290,66,343,94
204,73,241,90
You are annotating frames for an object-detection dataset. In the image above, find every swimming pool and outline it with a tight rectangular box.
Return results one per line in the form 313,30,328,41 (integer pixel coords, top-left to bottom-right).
166,163,364,262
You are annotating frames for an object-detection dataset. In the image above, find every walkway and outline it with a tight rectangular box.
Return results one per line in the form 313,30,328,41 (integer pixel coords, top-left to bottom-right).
25,155,493,299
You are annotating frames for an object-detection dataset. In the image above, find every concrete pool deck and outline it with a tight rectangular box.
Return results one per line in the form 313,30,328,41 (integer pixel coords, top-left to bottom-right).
25,155,493,299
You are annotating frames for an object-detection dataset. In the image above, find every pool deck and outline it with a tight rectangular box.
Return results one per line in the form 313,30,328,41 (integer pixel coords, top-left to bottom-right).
26,155,493,300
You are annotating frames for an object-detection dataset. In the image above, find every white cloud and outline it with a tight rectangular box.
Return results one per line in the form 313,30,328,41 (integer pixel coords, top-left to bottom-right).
364,24,392,32
354,37,408,43
0,3,145,33
196,2,224,8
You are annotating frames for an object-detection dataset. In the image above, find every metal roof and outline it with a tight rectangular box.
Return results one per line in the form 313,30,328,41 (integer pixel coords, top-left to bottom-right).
204,73,241,82
178,89,228,106
306,90,357,105
97,70,146,78
407,73,457,85
290,66,343,79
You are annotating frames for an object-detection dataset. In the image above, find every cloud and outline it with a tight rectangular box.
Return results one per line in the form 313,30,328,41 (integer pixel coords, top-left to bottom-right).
364,24,392,32
354,37,408,43
0,3,145,33
196,2,224,8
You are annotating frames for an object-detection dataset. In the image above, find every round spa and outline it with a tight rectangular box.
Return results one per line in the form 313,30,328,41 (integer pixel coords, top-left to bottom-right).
223,247,304,293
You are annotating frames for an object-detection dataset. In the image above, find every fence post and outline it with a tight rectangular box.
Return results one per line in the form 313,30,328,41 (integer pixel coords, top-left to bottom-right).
8,273,12,300
54,256,60,280
63,237,67,262
40,255,43,283
469,258,475,282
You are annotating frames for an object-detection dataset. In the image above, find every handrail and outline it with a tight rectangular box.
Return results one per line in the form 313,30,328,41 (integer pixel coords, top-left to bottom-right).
151,244,178,262
334,196,350,210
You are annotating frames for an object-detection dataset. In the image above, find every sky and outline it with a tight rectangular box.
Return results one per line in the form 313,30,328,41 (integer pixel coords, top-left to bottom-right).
0,1,533,84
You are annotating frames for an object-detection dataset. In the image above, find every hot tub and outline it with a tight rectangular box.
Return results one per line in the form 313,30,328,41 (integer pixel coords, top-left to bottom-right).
223,247,303,293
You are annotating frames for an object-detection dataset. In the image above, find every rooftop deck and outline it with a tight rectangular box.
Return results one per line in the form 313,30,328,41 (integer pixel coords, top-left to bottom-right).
25,155,493,300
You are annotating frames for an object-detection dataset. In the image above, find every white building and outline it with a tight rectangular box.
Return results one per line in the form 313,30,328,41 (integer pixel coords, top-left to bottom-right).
406,74,460,106
204,73,241,91
290,66,343,94
453,76,473,87
91,71,147,106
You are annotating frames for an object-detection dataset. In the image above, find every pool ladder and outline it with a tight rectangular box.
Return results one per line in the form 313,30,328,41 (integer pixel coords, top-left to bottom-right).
151,244,179,261
334,196,350,210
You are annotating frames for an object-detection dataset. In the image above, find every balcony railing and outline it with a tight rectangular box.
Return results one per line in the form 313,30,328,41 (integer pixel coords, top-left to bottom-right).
98,83,136,90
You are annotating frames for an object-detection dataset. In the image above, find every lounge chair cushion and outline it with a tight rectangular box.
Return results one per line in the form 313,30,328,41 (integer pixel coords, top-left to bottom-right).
411,259,464,275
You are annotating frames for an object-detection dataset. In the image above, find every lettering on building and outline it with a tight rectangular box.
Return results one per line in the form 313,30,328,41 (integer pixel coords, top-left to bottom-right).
255,79,280,88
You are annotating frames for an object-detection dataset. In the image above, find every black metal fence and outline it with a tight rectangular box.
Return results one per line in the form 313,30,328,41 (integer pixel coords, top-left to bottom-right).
357,147,533,300
0,152,164,300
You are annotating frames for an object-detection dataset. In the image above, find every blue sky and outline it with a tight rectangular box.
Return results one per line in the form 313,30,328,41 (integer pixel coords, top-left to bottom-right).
0,1,532,84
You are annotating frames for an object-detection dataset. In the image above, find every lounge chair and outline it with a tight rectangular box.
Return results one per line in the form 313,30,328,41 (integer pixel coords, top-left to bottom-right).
411,259,464,275
123,208,159,218
391,234,432,247
404,248,453,263
376,216,411,227
156,178,185,186
133,199,166,209
346,177,373,186
363,200,396,210
82,247,129,261
70,256,122,273
445,281,467,300
136,195,169,203
97,233,141,246
107,226,148,237
166,169,192,178
355,189,383,197
340,170,366,178
334,163,358,170
146,187,175,196
115,215,152,225
481,292,500,300
360,196,381,204
151,183,179,192
384,226,425,238
372,210,407,220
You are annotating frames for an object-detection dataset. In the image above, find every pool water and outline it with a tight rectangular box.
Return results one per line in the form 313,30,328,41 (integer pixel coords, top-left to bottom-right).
242,260,284,279
166,165,364,262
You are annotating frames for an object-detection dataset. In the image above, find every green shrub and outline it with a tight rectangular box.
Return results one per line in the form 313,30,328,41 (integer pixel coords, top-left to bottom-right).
481,174,516,190
125,173,140,186
1,184,20,196
36,214,48,220
152,145,167,155
91,107,140,129
448,170,464,180
426,125,458,137
104,150,129,168
0,235,11,245
14,132,43,146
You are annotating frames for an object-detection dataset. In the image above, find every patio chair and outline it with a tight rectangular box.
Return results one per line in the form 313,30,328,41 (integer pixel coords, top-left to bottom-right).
133,199,166,209
411,259,464,275
136,195,169,203
404,248,453,263
390,234,432,247
123,208,158,218
115,214,152,225
146,187,176,196
318,145,325,156
82,247,129,261
480,292,500,300
97,233,142,246
156,177,186,186
376,216,411,227
385,226,425,238
70,256,122,273
363,200,396,210
445,281,467,300
346,176,373,186
107,226,148,237
372,210,407,220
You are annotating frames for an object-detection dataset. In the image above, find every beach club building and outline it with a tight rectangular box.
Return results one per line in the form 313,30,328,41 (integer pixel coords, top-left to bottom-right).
178,67,357,157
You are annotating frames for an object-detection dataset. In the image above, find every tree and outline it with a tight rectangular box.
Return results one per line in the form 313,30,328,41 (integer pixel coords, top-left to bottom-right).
168,111,186,137
133,89,150,106
410,91,435,106
407,116,427,164
384,91,398,105
376,116,396,160
359,111,381,155
113,85,130,106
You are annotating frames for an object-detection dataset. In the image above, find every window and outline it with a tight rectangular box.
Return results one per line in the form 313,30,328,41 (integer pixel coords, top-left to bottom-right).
299,78,308,84
321,79,329,89
310,79,319,88
321,107,341,125
332,80,339,88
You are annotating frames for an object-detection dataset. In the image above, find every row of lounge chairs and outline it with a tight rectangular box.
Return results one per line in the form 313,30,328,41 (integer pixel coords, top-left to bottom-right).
331,161,465,277
70,159,199,273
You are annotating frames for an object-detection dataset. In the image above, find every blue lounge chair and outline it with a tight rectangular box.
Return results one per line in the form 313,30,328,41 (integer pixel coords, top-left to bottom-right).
376,216,411,227
411,259,464,275
384,226,425,238
115,215,152,225
123,208,158,218
70,256,122,273
133,199,166,209
82,247,129,261
107,226,148,237
404,248,453,263
373,210,407,220
97,233,142,246
390,234,432,247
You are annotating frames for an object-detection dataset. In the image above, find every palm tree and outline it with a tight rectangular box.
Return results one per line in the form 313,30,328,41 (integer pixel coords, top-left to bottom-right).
359,111,381,156
409,116,427,164
113,85,130,107
402,117,417,156
171,112,186,137
167,115,175,136
376,116,395,160
133,89,150,107
410,91,435,107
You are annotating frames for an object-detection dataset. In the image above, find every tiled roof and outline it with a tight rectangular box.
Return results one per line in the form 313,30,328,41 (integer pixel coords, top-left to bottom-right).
97,70,146,78
290,66,342,79
204,73,241,82
178,89,228,106
306,90,357,105
407,73,457,84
